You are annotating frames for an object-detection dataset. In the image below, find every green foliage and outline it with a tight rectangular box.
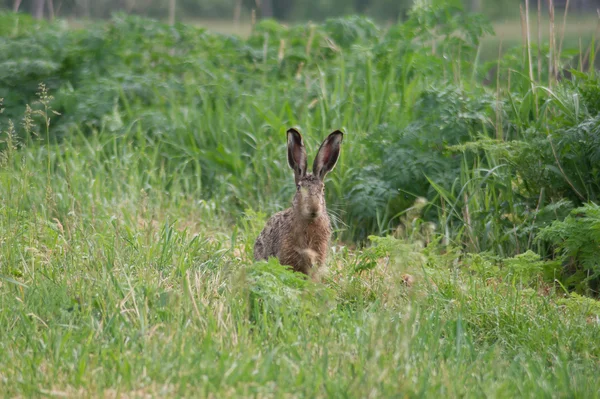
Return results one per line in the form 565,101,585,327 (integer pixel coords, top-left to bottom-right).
557,292,600,319
537,203,600,293
465,250,561,287
2,0,600,277
0,4,493,244
0,10,47,36
2,1,600,275
431,67,600,277
503,250,560,284
352,234,425,274
575,72,600,115
245,258,335,329
2,82,600,397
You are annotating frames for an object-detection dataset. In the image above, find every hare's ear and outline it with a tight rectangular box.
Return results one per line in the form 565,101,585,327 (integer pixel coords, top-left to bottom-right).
313,130,343,181
287,128,307,184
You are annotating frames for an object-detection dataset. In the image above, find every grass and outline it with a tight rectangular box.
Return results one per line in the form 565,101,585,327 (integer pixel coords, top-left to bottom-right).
1,101,600,397
2,6,600,396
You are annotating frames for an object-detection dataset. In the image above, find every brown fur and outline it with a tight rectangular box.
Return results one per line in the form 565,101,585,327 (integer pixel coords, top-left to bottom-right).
253,129,343,278
255,208,331,275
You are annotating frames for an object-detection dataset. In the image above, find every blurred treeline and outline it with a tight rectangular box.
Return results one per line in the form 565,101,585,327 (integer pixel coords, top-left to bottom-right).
3,0,599,22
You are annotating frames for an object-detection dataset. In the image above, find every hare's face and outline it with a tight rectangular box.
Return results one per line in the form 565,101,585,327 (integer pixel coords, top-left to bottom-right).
286,128,342,221
293,175,325,221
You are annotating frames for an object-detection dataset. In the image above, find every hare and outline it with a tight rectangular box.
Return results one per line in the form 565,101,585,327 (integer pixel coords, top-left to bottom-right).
254,128,343,278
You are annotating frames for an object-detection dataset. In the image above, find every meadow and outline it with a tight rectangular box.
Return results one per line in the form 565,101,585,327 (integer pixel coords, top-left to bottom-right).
1,2,600,397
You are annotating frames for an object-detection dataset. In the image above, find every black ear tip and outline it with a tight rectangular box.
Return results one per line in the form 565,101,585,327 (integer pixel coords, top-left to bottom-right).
287,128,304,142
329,130,344,142
287,128,304,145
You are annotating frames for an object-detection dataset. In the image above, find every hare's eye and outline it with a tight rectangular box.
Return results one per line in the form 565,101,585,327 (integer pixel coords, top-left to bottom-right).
296,184,301,191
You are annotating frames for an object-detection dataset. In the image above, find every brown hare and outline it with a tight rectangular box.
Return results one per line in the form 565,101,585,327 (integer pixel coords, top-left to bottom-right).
254,128,343,278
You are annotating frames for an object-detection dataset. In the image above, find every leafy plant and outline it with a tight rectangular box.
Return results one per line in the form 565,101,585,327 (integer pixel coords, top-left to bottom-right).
537,203,600,294
1,1,599,269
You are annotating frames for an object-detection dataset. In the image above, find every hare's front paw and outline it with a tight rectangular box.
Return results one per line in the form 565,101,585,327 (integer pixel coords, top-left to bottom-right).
297,248,318,266
297,247,325,281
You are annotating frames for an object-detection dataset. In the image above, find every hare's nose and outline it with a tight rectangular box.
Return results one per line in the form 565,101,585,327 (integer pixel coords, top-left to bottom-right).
309,207,320,218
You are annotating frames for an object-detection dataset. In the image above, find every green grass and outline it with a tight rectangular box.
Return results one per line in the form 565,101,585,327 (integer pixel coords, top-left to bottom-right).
2,6,600,396
1,104,600,397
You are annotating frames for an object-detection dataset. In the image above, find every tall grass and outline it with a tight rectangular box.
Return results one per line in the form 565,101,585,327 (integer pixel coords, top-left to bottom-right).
1,2,598,266
1,3,600,395
2,114,600,394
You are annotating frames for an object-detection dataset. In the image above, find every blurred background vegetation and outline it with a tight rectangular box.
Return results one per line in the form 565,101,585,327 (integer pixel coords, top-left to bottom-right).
3,0,600,60
3,0,600,22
